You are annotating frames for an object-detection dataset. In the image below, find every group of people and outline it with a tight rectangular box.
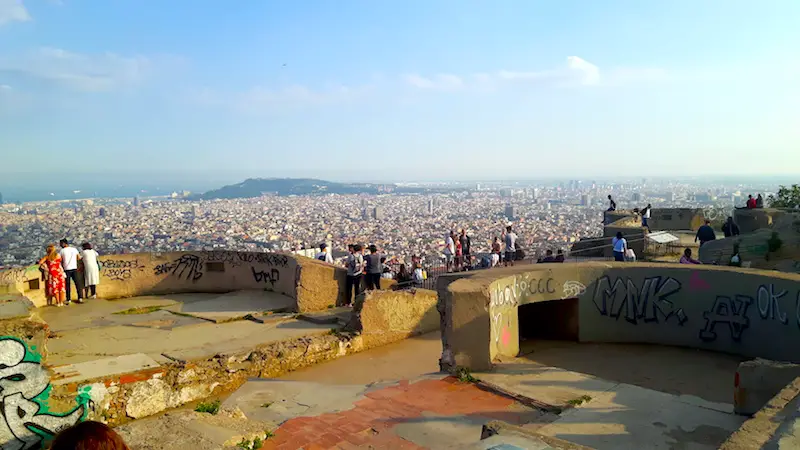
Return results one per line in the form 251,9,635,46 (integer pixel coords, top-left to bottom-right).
336,243,428,306
745,194,765,209
38,239,100,307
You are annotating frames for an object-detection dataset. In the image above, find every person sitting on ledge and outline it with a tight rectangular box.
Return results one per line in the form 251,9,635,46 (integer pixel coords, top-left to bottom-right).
679,248,701,264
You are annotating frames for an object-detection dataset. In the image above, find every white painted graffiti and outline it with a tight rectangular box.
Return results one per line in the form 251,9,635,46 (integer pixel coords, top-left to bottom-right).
562,281,587,299
490,275,557,309
0,337,86,449
757,284,788,325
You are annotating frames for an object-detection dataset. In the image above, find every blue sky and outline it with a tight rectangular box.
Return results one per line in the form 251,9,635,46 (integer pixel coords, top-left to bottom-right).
0,0,798,183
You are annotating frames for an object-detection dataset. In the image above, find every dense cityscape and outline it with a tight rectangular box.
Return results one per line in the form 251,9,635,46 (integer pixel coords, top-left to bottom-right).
0,179,777,269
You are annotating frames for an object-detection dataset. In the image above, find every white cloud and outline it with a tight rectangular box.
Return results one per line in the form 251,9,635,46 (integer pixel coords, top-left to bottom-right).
0,84,11,90
0,47,155,92
190,82,374,112
0,0,30,26
403,73,464,90
403,56,666,91
566,56,600,85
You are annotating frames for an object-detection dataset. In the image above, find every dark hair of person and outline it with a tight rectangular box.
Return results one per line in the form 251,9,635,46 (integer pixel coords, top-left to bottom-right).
50,421,131,450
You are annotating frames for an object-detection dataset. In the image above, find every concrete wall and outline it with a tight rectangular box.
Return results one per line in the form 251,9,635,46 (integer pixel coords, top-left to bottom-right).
359,289,439,348
437,262,800,372
649,208,705,231
0,251,346,312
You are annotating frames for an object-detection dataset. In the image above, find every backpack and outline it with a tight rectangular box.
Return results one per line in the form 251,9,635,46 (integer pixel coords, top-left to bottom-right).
317,254,326,262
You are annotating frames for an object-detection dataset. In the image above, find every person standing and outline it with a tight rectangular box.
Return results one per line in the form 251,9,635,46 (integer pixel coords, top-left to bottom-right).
345,244,364,306
315,243,334,264
612,232,627,262
80,243,100,299
39,245,66,307
444,231,455,272
364,244,383,290
504,225,517,267
641,204,652,232
459,229,471,265
695,220,717,247
59,239,82,304
722,217,740,238
490,236,501,267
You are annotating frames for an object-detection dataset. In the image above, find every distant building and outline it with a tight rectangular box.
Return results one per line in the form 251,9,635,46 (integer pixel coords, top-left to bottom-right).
133,196,140,207
632,193,642,202
372,206,385,220
504,204,516,220
427,198,435,215
581,194,592,206
0,192,3,205
98,208,106,218
667,192,675,202
361,208,369,220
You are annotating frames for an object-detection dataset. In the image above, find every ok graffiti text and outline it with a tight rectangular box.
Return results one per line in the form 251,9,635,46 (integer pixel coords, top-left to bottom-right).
490,275,556,309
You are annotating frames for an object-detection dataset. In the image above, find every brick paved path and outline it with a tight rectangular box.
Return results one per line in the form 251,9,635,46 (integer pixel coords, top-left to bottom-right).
261,376,538,449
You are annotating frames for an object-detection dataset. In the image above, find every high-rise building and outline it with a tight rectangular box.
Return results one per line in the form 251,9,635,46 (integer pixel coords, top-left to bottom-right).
372,206,385,220
504,204,516,220
531,188,538,201
0,192,3,205
427,198,435,215
581,194,592,206
632,193,642,202
133,196,140,207
98,208,106,218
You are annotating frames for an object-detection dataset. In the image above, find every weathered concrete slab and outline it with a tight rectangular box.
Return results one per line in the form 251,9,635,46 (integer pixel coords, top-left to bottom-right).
39,296,184,332
537,382,745,450
163,290,295,323
222,379,371,424
46,317,334,365
475,363,618,408
116,409,275,450
735,358,800,415
0,294,34,320
50,353,161,385
393,411,491,449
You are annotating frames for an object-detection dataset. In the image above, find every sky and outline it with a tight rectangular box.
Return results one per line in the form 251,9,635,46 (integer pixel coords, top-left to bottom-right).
0,0,799,185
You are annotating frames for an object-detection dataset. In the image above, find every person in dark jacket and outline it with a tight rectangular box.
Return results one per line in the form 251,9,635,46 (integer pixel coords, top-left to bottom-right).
695,220,717,247
722,217,740,238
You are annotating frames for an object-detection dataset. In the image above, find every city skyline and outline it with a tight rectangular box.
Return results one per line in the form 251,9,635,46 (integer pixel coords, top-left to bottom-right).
1,0,799,178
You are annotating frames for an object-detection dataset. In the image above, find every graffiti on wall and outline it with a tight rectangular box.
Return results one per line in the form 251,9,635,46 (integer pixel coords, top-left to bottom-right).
562,281,587,299
101,259,145,281
251,267,280,288
699,295,753,342
0,267,28,287
0,337,86,449
591,276,688,325
154,255,204,282
205,251,290,268
757,284,788,324
489,275,556,310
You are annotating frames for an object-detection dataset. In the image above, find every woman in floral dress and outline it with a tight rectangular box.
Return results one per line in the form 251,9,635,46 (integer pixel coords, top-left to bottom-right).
39,244,66,306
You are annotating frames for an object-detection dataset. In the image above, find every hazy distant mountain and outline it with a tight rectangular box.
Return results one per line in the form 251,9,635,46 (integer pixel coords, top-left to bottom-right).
195,178,388,199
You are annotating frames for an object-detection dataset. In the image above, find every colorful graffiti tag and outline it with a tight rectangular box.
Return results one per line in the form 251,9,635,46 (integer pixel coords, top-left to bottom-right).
0,337,86,449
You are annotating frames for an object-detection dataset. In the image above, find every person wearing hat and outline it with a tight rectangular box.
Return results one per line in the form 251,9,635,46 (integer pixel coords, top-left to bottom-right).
315,243,333,264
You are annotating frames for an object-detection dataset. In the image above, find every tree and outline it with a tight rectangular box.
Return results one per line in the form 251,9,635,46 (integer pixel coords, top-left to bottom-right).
768,184,800,209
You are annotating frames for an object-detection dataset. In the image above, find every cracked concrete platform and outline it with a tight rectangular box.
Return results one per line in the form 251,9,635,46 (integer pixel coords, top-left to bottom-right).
41,291,335,370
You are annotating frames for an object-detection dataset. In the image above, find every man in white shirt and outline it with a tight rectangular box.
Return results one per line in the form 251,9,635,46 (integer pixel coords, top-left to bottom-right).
59,239,83,304
315,243,334,264
504,225,518,267
444,231,455,272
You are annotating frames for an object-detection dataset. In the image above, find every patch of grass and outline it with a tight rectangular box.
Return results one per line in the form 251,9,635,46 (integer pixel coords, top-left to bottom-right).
260,402,272,408
113,305,166,315
194,399,221,414
264,430,274,439
566,395,592,406
456,367,479,383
